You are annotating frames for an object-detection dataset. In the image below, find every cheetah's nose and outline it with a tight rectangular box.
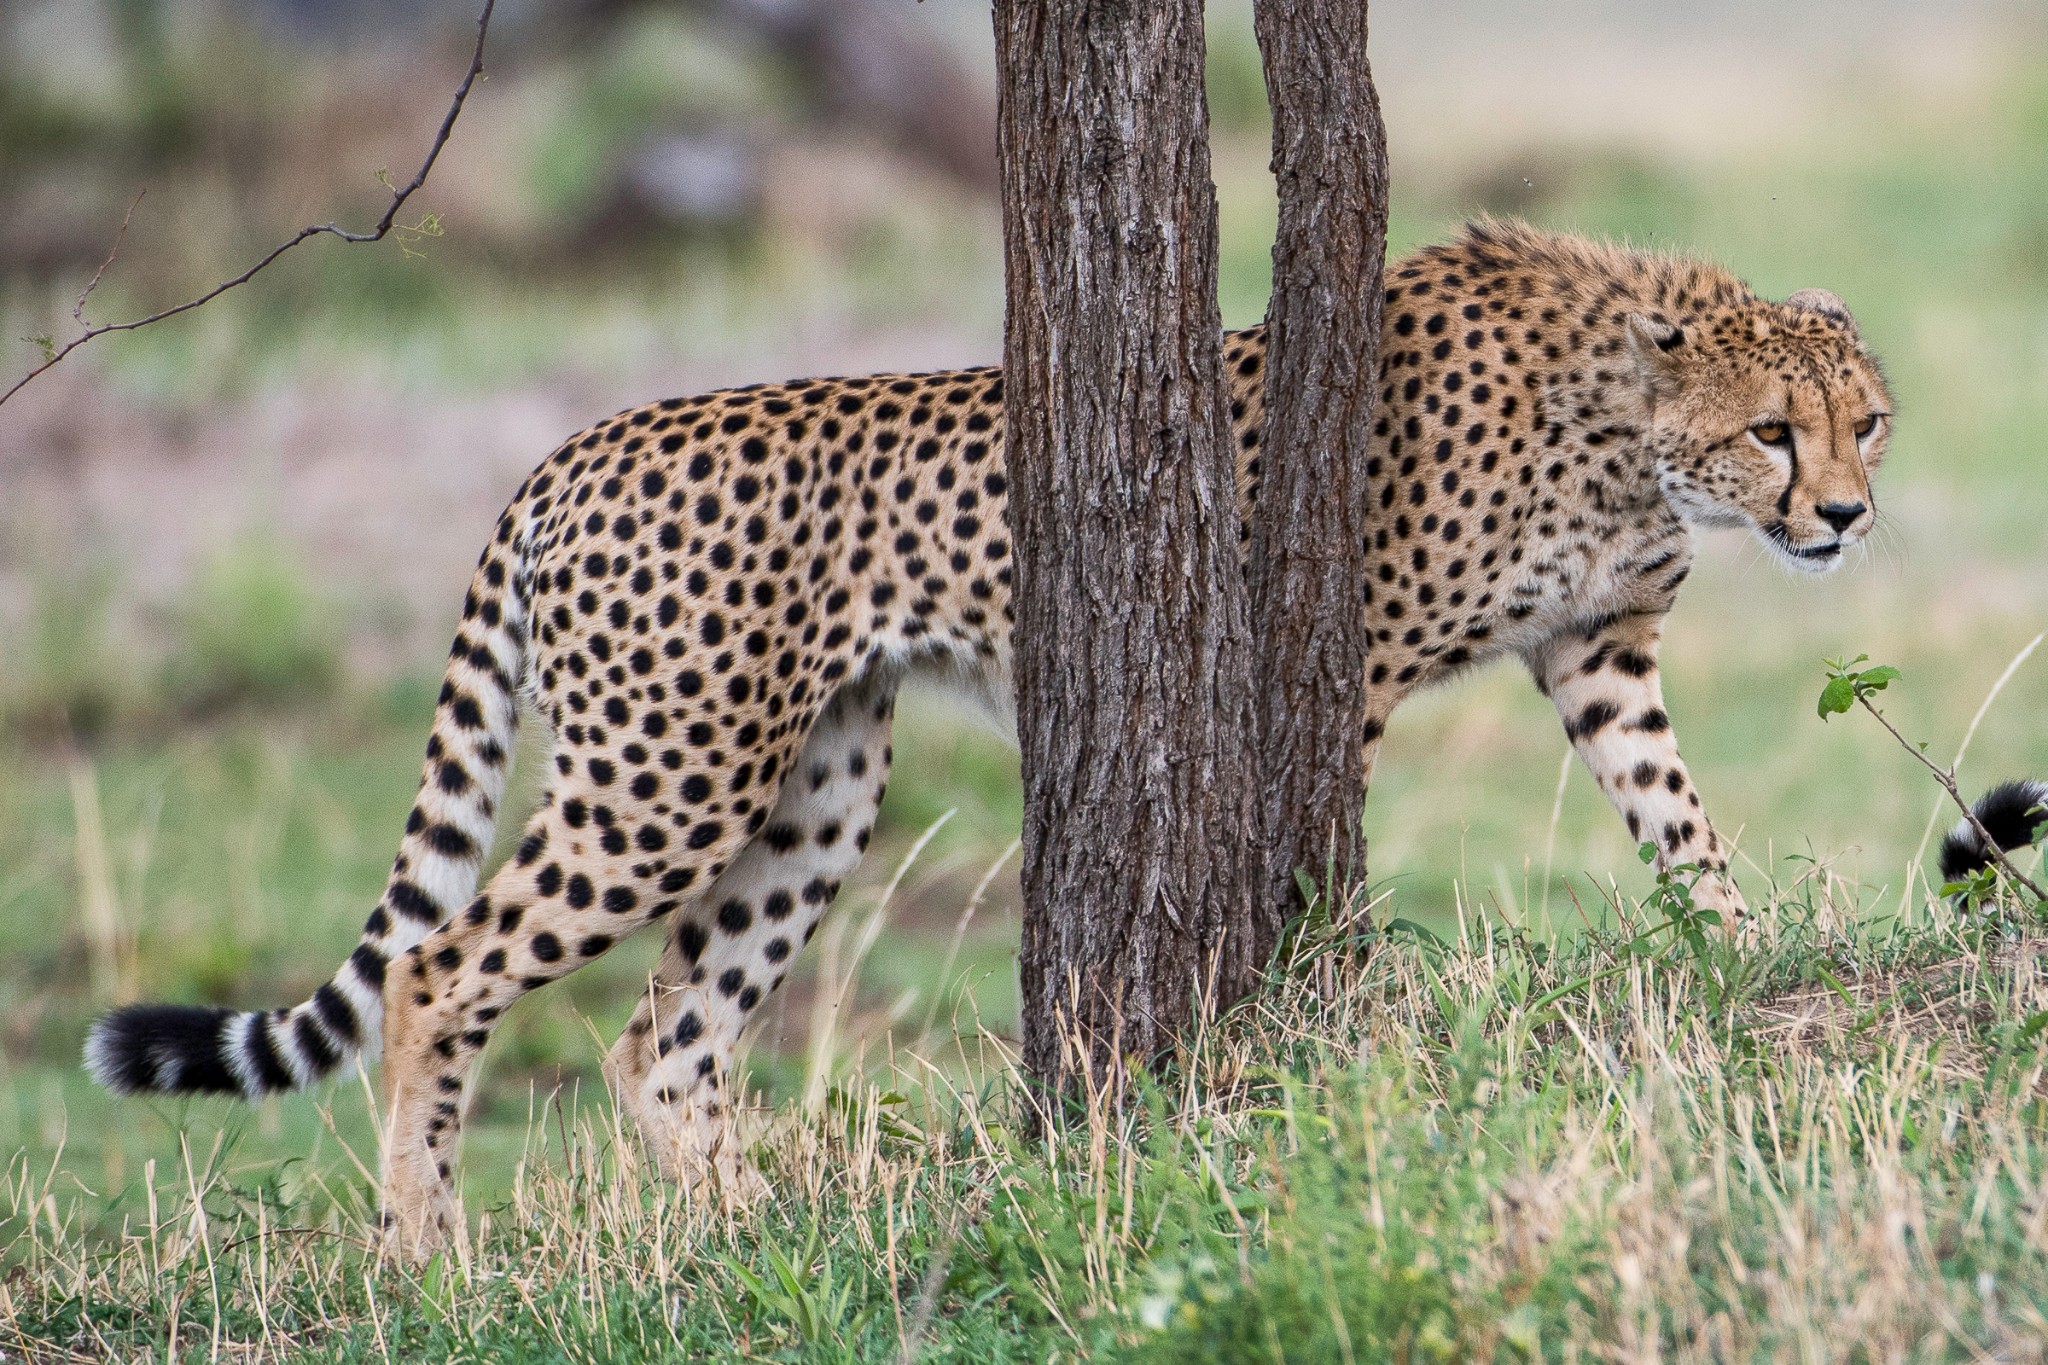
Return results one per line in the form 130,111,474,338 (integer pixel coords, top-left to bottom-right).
1815,501,1866,535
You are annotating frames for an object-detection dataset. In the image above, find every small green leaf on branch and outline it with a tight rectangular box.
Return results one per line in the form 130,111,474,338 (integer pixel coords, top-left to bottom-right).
1818,655,1901,720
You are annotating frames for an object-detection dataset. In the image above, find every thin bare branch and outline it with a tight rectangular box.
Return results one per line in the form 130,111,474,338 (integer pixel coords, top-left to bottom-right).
1859,695,2048,903
0,0,497,410
72,190,147,329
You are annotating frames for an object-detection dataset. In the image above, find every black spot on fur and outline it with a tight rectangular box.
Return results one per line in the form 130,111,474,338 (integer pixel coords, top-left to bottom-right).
1567,700,1620,741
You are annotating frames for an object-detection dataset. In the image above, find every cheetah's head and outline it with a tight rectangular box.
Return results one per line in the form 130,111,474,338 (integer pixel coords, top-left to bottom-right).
1626,291,1891,574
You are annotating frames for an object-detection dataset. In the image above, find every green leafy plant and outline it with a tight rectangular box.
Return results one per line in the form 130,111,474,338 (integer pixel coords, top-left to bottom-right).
1816,653,1901,719
1632,843,1723,967
1939,861,2003,911
727,1221,875,1360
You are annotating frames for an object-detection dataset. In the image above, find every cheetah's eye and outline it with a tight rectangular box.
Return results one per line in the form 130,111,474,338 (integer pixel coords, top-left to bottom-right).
1852,414,1883,440
1749,422,1790,447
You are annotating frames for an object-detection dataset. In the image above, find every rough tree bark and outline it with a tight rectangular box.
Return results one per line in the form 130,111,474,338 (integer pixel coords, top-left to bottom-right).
1247,0,1390,912
995,0,1265,1094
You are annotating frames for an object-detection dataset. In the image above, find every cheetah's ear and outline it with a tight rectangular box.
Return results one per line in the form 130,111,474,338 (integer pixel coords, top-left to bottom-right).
1624,312,1686,405
1784,287,1859,336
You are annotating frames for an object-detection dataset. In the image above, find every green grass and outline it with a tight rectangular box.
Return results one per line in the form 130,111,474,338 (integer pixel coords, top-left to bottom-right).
8,882,2048,1361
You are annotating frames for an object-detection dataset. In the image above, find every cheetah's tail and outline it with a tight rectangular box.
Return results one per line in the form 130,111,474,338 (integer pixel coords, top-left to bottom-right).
1937,778,2048,886
85,509,538,1100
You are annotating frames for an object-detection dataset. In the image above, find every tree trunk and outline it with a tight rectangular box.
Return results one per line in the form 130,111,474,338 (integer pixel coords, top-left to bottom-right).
1248,0,1390,915
995,0,1265,1096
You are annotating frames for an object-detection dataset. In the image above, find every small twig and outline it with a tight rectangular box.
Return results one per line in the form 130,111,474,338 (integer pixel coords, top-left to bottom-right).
1858,695,2048,903
73,189,147,329
0,0,496,410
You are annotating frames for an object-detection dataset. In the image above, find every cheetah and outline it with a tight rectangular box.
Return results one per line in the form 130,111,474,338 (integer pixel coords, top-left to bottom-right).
89,219,1902,1254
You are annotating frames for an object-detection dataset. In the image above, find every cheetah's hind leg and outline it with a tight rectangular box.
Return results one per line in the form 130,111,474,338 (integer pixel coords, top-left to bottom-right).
604,667,899,1201
375,726,804,1258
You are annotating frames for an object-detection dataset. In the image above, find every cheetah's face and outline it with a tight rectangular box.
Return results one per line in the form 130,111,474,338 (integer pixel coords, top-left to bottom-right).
1628,291,1891,574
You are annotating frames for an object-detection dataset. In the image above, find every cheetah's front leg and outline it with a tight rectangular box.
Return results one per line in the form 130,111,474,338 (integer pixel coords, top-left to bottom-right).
1527,613,1746,923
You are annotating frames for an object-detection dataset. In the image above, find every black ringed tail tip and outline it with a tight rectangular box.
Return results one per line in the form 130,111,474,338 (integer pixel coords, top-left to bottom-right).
83,989,375,1100
1939,778,2048,885
83,1003,244,1096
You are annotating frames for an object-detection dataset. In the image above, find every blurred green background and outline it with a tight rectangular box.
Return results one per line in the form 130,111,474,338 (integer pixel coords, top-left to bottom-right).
2,0,2046,1221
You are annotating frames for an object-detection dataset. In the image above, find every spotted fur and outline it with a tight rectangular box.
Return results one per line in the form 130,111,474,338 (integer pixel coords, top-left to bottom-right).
88,220,1899,1254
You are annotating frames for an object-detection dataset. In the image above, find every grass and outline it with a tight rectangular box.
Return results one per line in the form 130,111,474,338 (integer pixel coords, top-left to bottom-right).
0,545,343,743
6,876,2048,1361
